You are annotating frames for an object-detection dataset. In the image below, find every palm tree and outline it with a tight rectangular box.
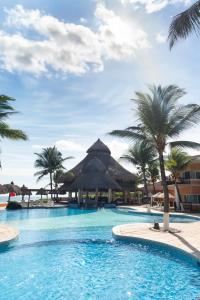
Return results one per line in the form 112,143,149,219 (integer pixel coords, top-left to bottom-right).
110,85,200,230
120,141,156,199
168,1,200,49
34,146,73,198
0,95,27,158
147,161,160,194
165,148,196,210
53,169,65,190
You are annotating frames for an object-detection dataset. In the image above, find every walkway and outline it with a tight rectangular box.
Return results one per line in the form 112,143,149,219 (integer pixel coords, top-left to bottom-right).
0,224,19,244
113,221,200,261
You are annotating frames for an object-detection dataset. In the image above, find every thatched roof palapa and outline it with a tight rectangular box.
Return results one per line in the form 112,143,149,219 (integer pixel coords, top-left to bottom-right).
36,188,48,196
0,184,8,194
69,157,121,191
60,139,136,192
21,185,32,196
4,183,21,195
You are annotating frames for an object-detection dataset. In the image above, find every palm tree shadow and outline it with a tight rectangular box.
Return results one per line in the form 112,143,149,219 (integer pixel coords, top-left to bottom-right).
170,231,200,261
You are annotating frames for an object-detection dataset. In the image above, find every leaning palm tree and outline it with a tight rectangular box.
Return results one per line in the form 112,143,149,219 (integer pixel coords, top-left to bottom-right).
168,1,200,49
120,141,156,198
0,95,27,161
165,148,196,210
110,85,200,230
34,147,73,198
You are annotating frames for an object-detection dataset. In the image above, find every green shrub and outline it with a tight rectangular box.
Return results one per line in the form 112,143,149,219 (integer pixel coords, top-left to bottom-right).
6,201,22,210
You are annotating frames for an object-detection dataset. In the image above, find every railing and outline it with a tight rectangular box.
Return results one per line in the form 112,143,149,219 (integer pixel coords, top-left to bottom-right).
166,178,191,185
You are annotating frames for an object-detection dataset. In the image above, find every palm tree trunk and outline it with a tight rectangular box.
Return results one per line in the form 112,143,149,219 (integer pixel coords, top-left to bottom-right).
174,180,182,211
142,168,149,200
50,172,53,199
152,180,156,194
158,152,170,231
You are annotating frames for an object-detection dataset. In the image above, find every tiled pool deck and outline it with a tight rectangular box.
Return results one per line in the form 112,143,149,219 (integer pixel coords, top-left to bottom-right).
114,206,200,261
0,224,19,244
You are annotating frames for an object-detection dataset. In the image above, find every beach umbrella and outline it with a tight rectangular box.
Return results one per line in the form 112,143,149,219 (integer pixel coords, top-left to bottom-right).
36,188,47,199
152,192,162,199
156,193,175,199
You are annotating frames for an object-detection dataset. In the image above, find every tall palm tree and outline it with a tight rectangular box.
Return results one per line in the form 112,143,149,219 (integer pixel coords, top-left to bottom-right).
53,169,65,190
168,1,200,49
120,141,156,198
34,146,73,198
0,95,27,155
147,161,160,194
165,148,196,210
110,85,200,230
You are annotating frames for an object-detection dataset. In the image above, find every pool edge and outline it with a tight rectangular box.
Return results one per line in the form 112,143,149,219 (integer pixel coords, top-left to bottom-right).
112,223,200,266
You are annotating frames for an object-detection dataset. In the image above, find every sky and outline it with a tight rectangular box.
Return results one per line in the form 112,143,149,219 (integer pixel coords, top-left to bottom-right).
0,0,199,188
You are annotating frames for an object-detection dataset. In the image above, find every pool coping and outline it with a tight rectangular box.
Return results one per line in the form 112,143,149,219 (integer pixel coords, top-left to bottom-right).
0,224,19,245
118,205,200,220
112,222,200,264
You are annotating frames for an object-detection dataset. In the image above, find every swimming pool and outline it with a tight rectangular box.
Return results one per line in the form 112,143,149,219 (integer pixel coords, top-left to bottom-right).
0,208,199,300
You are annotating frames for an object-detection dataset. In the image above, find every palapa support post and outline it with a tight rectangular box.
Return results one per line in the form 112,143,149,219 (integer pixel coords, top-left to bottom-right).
78,189,82,204
28,193,31,208
95,188,98,202
124,191,128,203
108,188,112,203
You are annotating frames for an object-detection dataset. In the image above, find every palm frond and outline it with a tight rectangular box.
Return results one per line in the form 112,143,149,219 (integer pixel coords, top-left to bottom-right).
168,104,200,137
169,140,200,149
109,129,145,141
34,146,73,182
168,0,200,49
0,123,27,140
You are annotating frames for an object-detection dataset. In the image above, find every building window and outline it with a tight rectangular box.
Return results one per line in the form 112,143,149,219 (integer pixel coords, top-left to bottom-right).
183,171,190,179
182,171,200,180
184,195,200,203
196,172,200,179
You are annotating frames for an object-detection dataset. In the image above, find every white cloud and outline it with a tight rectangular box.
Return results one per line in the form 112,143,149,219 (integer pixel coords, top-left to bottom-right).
156,32,167,43
107,140,129,159
95,3,150,60
0,4,149,76
120,0,189,13
55,140,84,152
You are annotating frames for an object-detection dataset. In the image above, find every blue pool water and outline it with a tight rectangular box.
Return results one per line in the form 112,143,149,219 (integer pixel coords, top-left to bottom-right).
0,208,199,300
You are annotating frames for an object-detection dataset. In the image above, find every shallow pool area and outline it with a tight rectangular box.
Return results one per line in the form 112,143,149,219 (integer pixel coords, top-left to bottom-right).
0,208,199,300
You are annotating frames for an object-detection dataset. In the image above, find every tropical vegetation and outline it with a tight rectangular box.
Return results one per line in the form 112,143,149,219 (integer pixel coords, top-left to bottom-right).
120,141,157,197
0,95,27,166
168,1,200,48
146,161,160,194
165,148,195,210
110,84,200,230
34,146,73,198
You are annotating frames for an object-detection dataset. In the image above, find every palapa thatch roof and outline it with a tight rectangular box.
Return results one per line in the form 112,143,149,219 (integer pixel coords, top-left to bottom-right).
60,139,136,192
21,185,32,196
3,183,21,195
69,157,121,191
0,184,8,194
36,188,47,196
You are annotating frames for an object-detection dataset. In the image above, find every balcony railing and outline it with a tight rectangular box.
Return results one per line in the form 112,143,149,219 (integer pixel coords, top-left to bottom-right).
166,178,191,185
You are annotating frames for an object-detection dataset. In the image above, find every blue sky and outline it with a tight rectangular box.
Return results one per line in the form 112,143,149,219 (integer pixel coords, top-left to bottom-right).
0,0,199,188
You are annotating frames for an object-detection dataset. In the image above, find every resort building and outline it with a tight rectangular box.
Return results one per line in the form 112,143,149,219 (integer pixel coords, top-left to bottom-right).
146,157,200,212
168,157,200,211
60,139,136,205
